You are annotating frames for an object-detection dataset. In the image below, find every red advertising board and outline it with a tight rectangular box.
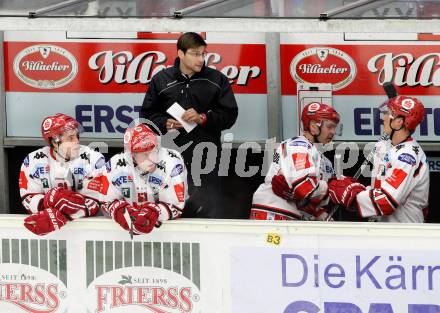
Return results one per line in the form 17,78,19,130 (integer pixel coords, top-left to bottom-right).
4,42,267,94
281,44,440,95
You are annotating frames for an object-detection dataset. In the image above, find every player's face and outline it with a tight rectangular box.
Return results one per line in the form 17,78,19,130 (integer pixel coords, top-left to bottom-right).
56,129,80,159
382,108,397,135
133,150,158,173
178,46,207,75
317,120,338,144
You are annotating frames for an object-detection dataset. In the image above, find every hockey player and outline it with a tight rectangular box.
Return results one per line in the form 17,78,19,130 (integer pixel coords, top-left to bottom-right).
328,96,429,223
20,113,105,235
99,124,187,236
250,102,340,221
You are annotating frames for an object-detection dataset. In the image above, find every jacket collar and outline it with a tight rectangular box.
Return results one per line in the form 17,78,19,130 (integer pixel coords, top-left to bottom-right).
172,57,206,80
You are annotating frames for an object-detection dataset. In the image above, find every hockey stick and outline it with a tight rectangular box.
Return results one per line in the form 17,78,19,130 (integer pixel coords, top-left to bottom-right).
325,82,397,221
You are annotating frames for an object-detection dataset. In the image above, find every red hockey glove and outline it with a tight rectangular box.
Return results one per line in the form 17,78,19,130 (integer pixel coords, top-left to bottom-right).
328,176,366,209
272,174,294,201
44,187,96,219
133,202,160,234
107,200,159,235
24,208,69,236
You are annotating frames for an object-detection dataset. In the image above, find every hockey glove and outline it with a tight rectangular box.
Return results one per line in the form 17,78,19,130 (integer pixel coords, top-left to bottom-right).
271,174,294,201
107,200,159,235
44,187,99,219
24,208,69,236
328,176,366,210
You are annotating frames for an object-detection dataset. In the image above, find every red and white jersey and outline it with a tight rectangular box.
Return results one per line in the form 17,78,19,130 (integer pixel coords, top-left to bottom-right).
19,146,105,213
98,148,187,222
356,137,429,223
252,136,334,220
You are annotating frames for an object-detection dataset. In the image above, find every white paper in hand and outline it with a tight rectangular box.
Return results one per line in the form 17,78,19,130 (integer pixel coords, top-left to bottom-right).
166,102,197,133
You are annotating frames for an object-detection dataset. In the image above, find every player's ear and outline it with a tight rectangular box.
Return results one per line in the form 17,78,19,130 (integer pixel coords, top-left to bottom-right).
309,121,319,136
177,49,185,59
394,116,405,128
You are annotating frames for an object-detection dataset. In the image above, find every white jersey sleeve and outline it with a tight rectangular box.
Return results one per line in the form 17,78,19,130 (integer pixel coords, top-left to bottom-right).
279,137,328,201
356,139,429,222
95,154,126,212
155,149,187,221
19,151,47,213
79,148,106,202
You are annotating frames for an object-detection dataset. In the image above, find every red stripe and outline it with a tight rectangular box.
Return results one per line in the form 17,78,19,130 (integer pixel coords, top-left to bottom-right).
417,33,440,41
252,204,302,219
381,188,399,208
374,194,395,216
293,177,317,200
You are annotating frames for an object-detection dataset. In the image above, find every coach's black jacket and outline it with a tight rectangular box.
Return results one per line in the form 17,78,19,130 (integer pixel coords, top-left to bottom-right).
141,58,238,163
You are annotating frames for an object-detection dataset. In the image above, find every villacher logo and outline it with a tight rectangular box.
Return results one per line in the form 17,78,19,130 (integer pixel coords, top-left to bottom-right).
13,44,78,89
290,47,357,91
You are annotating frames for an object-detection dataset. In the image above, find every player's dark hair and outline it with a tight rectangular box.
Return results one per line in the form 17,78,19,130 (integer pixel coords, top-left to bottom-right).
177,32,206,53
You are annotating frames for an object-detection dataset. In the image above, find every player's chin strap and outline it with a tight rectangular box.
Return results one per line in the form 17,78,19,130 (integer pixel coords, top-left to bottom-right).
388,116,410,144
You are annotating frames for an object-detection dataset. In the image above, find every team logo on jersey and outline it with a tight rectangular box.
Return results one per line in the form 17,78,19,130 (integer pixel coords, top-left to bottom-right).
148,175,162,185
105,161,112,172
385,168,408,189
74,167,85,176
291,153,311,170
171,164,184,177
325,165,333,173
289,140,310,148
412,146,420,155
174,182,185,202
122,188,130,198
30,166,46,179
33,152,48,159
156,160,166,172
290,47,357,91
116,158,127,167
87,175,109,195
19,171,28,189
80,152,90,161
95,156,105,169
13,44,78,89
398,153,417,166
41,178,49,188
23,155,30,167
113,175,132,187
